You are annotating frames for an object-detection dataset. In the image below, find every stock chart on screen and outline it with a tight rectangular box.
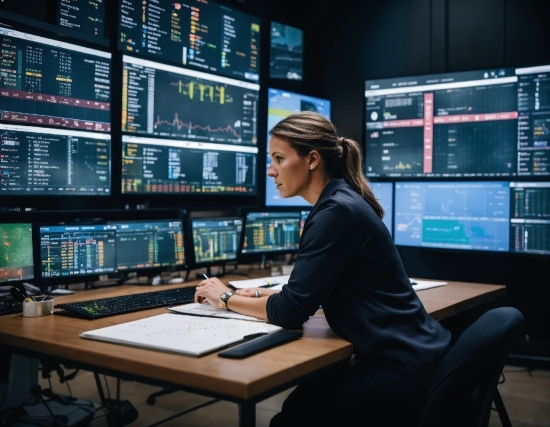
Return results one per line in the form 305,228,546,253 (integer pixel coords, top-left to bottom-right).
119,0,260,82
0,26,111,132
510,181,550,254
122,55,259,145
365,65,550,178
394,181,510,252
0,223,33,282
0,124,111,195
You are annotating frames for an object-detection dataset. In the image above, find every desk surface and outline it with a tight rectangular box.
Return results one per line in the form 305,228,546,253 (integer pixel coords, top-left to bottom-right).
0,276,505,402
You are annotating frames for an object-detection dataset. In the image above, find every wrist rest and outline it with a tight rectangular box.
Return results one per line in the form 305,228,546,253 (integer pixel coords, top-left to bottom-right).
218,330,303,359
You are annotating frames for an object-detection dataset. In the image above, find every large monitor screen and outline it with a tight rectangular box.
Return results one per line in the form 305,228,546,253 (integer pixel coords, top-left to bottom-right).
121,135,257,194
369,182,393,236
265,88,331,206
0,25,111,132
510,181,550,255
122,55,259,144
118,0,260,82
0,124,111,196
109,220,185,270
394,181,510,252
58,0,105,38
0,223,33,282
241,211,303,254
269,22,303,81
39,224,117,278
190,217,242,265
365,65,550,178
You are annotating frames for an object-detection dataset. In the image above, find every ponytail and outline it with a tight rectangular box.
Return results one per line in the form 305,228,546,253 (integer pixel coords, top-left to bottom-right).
269,111,384,219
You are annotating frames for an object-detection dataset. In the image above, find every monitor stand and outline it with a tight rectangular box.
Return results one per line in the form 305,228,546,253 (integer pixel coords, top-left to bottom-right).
195,263,229,279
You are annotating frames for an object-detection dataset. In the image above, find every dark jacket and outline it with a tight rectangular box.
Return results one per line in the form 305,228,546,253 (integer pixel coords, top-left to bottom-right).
267,178,450,380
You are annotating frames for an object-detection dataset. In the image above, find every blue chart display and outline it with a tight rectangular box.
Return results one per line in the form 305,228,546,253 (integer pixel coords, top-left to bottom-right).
394,182,510,252
510,182,550,254
369,182,393,236
270,22,303,81
266,88,330,206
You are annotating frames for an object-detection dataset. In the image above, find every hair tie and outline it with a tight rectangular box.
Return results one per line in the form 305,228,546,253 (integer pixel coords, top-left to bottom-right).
339,137,346,144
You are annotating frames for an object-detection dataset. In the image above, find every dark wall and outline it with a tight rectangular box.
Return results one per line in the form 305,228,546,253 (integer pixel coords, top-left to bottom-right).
300,0,550,353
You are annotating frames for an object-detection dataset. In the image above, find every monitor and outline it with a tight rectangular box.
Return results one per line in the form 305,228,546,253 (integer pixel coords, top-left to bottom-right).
121,135,257,194
58,0,105,38
0,25,111,132
39,223,117,280
270,22,303,80
365,64,550,178
121,55,259,144
241,210,303,255
368,182,393,236
0,222,33,282
0,124,111,196
109,220,185,271
265,88,331,206
394,181,510,252
510,181,550,255
118,0,260,82
190,217,242,270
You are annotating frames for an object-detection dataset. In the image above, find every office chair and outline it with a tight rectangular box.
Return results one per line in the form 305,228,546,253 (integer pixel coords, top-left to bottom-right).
418,306,524,427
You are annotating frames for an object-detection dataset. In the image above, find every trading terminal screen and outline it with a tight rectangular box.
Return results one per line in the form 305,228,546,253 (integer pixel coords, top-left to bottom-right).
109,220,185,270
510,182,550,255
270,22,303,81
394,182,510,252
58,0,105,38
121,135,257,194
122,55,259,145
118,0,260,82
241,211,302,254
369,182,393,236
0,124,111,195
266,88,330,206
0,223,33,282
365,64,550,177
0,25,111,132
191,217,242,264
40,224,117,278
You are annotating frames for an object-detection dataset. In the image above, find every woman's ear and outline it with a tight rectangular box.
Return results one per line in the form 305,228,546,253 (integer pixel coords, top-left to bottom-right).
308,150,321,170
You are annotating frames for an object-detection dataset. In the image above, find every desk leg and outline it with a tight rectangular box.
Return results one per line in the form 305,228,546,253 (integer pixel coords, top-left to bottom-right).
238,402,256,427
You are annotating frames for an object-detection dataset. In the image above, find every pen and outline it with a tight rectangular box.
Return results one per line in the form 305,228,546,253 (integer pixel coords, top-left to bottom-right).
203,274,209,280
262,280,280,287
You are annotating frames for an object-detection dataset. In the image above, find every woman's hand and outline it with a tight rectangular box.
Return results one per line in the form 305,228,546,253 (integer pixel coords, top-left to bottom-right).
235,288,279,298
194,277,230,308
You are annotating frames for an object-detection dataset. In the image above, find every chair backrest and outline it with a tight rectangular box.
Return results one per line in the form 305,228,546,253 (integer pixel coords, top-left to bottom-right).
418,306,524,427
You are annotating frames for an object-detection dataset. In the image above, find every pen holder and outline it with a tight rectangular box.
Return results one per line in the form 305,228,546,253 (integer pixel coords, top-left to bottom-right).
22,298,54,318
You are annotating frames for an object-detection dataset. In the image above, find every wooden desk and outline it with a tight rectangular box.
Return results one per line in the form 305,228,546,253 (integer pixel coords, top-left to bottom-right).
0,276,505,427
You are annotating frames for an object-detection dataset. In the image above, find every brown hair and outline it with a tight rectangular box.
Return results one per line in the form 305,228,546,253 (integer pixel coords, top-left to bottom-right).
269,111,384,219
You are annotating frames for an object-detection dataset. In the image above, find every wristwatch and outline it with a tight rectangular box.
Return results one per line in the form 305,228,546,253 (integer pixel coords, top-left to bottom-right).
219,291,235,310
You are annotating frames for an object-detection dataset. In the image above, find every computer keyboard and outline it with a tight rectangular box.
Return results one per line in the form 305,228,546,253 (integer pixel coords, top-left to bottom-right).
0,295,23,316
55,287,196,320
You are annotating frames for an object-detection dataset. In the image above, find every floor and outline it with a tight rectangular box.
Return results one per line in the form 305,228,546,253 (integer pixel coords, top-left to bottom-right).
35,365,549,427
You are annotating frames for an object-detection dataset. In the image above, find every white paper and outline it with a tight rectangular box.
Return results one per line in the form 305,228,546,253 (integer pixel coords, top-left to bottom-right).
409,278,448,291
81,313,282,357
167,303,265,322
228,275,290,289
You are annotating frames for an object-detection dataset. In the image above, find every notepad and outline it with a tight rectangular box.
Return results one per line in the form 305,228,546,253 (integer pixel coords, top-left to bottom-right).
80,313,282,357
167,303,266,322
228,275,290,289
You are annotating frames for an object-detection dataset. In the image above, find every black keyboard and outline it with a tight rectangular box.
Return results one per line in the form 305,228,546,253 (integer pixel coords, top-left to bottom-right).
55,287,196,320
0,295,22,316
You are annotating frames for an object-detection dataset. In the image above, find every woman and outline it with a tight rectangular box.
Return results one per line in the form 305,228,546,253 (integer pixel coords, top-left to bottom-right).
195,111,451,426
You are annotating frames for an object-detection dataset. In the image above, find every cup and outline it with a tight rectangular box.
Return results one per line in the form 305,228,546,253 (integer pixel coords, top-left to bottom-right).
22,298,54,318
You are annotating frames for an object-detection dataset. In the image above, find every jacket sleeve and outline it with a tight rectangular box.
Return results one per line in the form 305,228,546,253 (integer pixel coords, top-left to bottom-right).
266,198,359,329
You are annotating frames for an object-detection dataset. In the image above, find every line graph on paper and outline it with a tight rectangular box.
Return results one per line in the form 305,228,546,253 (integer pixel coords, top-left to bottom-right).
80,313,282,356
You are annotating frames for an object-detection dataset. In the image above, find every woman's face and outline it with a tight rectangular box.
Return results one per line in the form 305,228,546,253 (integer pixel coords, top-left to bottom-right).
267,136,311,199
